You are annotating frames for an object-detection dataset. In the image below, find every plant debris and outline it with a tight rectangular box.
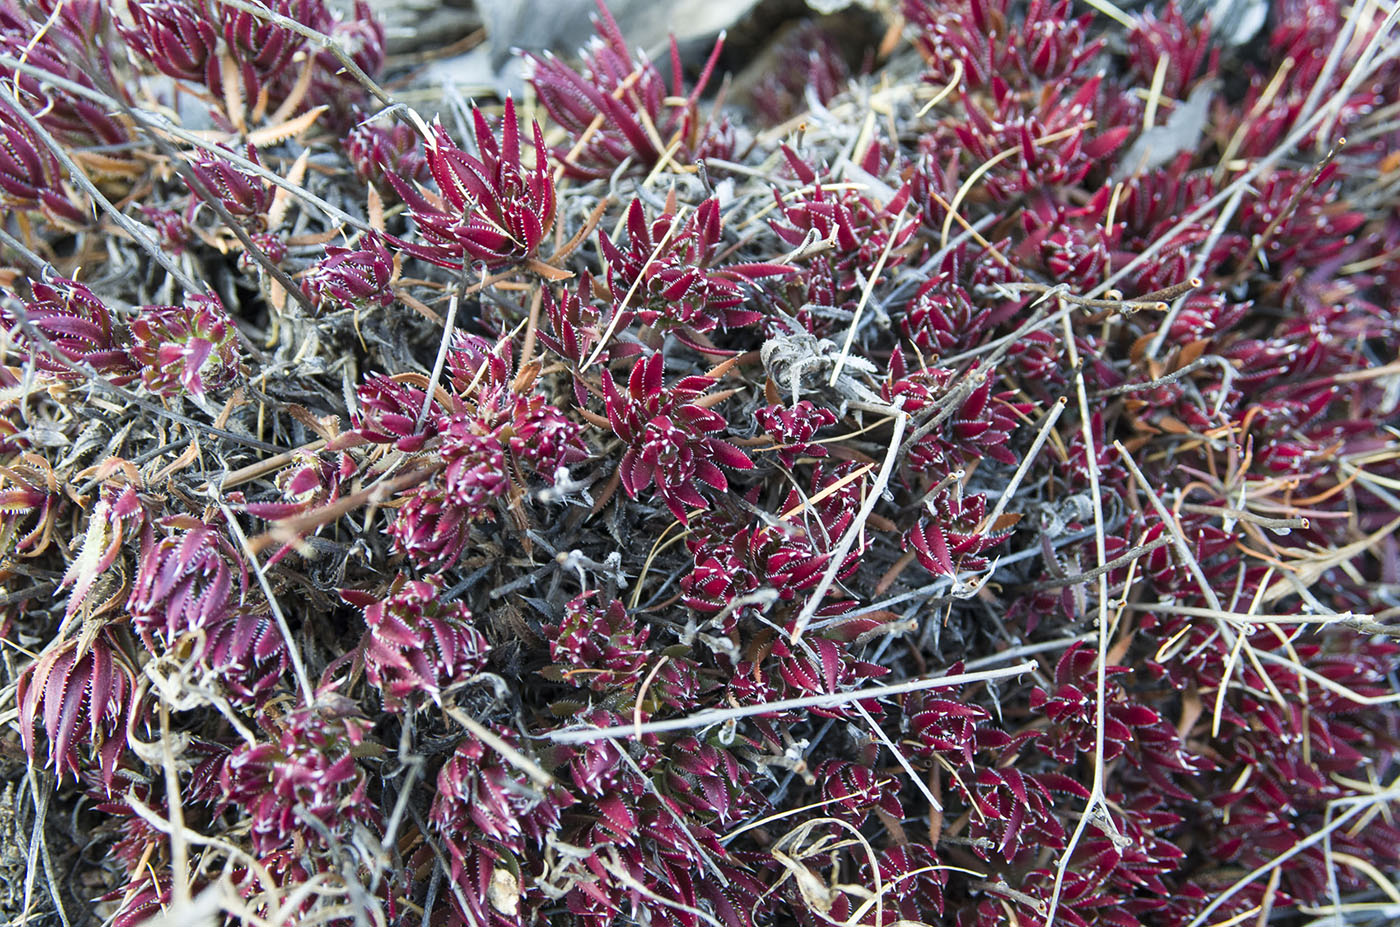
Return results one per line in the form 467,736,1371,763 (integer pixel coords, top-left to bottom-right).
1,1,1399,925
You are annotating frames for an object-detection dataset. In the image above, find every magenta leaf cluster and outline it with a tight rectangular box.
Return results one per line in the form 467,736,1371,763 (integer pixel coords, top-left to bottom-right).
0,1,1397,926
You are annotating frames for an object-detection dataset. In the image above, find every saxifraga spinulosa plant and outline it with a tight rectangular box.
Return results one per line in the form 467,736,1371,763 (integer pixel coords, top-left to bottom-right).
0,0,1397,925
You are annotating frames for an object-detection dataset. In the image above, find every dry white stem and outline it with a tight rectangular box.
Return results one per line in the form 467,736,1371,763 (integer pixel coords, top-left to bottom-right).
1077,0,1137,28
962,634,1095,670
853,701,942,812
610,739,728,883
1311,1,1400,151
123,789,282,900
0,80,202,295
828,207,912,386
215,501,316,704
916,59,964,117
1252,650,1400,706
789,404,906,643
1114,441,1226,615
581,205,689,372
982,396,1067,531
159,702,192,906
721,791,875,845
548,659,1037,743
442,705,555,787
1143,54,1169,130
1094,19,1396,303
1185,778,1400,927
1146,182,1247,358
0,52,366,231
1123,602,1386,632
416,287,462,428
597,851,727,927
1043,309,1113,927
209,0,398,109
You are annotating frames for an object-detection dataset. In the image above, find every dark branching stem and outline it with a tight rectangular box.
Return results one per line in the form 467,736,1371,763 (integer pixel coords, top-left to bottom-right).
901,366,987,454
0,249,283,453
0,81,203,296
1094,356,1222,397
0,218,49,272
214,0,397,110
80,64,318,316
0,581,56,608
1016,534,1174,591
1234,137,1347,283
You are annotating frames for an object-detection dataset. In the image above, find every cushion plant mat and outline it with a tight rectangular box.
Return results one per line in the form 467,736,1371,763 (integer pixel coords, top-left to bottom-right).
0,1,1398,926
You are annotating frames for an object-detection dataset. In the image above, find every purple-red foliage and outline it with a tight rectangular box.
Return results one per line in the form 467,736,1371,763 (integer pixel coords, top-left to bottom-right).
220,699,379,854
600,352,753,522
750,23,851,127
0,103,86,225
302,234,395,312
121,1,220,92
121,0,382,127
545,591,650,691
11,277,133,379
600,197,792,335
129,294,243,399
16,630,138,787
345,116,429,190
390,97,557,271
199,609,290,707
348,574,490,708
526,0,732,180
128,515,248,649
4,1,1400,925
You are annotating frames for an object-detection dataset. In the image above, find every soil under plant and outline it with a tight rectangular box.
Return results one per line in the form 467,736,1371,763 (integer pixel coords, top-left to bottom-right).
1,0,1399,925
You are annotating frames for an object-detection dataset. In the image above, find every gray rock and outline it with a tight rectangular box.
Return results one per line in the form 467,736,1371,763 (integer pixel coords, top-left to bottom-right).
1180,0,1268,45
1114,0,1268,45
413,0,767,101
334,0,480,54
476,0,762,66
1114,80,1214,179
802,0,881,12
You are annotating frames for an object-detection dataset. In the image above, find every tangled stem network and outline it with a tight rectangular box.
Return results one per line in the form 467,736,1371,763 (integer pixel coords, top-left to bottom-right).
0,0,1398,925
